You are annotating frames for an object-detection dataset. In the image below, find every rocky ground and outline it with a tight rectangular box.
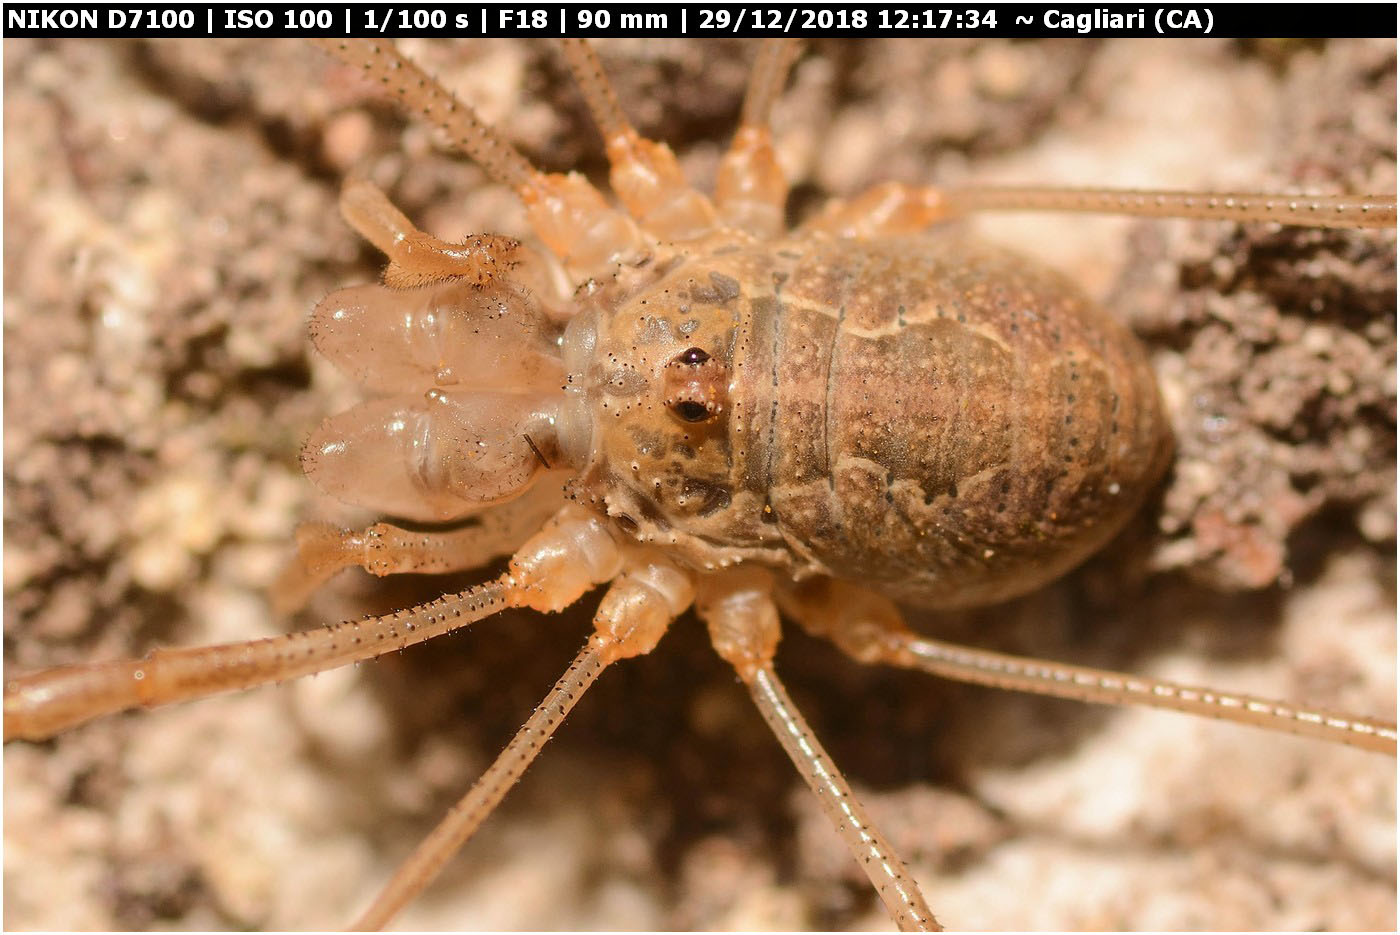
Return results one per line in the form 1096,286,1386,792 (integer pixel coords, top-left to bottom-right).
5,38,1395,931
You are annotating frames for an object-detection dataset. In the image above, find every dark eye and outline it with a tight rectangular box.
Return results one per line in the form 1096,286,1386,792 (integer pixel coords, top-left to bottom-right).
673,400,711,422
677,347,710,365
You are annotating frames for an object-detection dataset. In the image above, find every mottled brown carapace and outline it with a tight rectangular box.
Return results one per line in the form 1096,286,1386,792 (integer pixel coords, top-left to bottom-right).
570,233,1170,610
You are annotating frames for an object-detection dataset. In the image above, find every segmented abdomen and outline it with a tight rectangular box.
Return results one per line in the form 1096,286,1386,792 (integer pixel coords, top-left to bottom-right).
742,233,1170,609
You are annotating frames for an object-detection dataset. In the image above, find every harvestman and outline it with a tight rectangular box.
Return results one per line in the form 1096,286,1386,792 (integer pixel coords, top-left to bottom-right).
5,39,1396,931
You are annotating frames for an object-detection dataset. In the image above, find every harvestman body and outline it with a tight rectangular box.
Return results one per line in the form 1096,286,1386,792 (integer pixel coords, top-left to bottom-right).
5,39,1396,931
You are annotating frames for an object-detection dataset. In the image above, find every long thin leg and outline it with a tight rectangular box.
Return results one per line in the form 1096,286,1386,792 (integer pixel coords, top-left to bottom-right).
749,667,940,933
556,39,718,241
314,40,649,279
800,181,1396,237
312,40,534,191
778,578,1397,756
696,569,939,932
4,577,507,742
354,641,608,930
352,551,694,930
5,505,621,742
738,38,803,131
716,39,802,237
798,181,951,239
943,186,1397,229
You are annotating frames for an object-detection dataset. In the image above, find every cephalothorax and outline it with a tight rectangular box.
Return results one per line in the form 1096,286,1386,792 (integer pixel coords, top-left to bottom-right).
5,38,1395,931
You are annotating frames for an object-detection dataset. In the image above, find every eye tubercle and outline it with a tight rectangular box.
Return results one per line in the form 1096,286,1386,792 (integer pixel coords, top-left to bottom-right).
663,348,727,424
